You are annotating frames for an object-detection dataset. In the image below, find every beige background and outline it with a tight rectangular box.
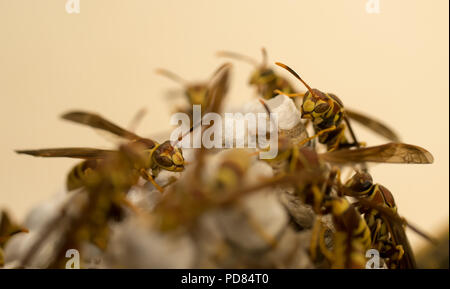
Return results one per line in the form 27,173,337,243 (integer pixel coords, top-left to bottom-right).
0,0,448,250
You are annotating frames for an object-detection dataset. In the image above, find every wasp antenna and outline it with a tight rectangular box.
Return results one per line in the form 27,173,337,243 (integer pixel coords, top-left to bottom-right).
208,62,232,85
259,99,272,115
172,119,203,147
275,62,315,95
261,47,268,68
259,99,278,132
216,50,259,67
155,68,187,85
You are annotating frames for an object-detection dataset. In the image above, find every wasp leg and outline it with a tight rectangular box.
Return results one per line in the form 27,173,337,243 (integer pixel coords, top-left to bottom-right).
394,245,405,261
327,125,347,152
324,167,340,197
298,126,337,148
118,197,142,215
274,89,305,98
288,145,300,172
311,185,324,214
370,218,382,247
309,218,321,262
334,168,344,197
139,168,164,193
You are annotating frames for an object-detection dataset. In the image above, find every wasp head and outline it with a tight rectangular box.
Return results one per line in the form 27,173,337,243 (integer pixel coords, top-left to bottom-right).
345,171,374,193
301,89,337,122
152,141,185,172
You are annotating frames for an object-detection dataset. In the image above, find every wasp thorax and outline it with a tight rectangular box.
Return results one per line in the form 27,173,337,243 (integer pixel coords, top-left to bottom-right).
153,140,184,172
249,68,275,85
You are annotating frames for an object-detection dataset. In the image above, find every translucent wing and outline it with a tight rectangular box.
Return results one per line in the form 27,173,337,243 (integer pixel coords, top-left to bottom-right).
320,143,434,164
345,109,400,142
193,63,232,179
204,63,232,114
16,148,117,160
387,218,417,269
61,111,142,141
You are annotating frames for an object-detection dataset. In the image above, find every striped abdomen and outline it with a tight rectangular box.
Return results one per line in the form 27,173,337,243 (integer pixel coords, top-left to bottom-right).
329,198,372,268
66,160,100,191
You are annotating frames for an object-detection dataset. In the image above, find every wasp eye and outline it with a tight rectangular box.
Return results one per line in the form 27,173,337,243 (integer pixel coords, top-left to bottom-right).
352,172,373,190
314,102,330,113
156,155,173,167
360,181,372,190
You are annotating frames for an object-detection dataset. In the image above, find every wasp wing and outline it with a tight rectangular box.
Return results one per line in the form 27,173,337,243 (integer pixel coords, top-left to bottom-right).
192,63,232,181
386,218,417,269
320,143,434,164
61,111,141,141
16,148,117,160
204,63,231,115
345,109,400,142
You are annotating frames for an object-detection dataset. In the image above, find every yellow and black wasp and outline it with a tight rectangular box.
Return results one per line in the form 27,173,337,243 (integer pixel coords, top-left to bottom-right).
16,111,185,193
218,48,296,100
257,103,433,268
339,171,436,269
152,68,282,233
264,146,371,268
274,62,400,151
311,196,372,269
259,99,433,212
265,141,433,268
156,62,232,120
19,141,154,268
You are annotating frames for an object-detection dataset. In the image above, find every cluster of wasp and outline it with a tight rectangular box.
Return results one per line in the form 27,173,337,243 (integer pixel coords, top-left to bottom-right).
2,48,436,269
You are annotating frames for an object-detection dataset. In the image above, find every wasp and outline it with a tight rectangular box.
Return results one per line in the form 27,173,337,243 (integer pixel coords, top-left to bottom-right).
0,210,28,267
339,171,432,269
19,142,152,268
152,72,287,233
310,196,372,269
284,144,433,268
217,48,296,100
258,105,432,268
16,111,185,193
285,141,433,212
156,62,232,120
274,62,400,151
268,149,371,268
151,73,294,241
259,100,433,210
152,149,254,231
